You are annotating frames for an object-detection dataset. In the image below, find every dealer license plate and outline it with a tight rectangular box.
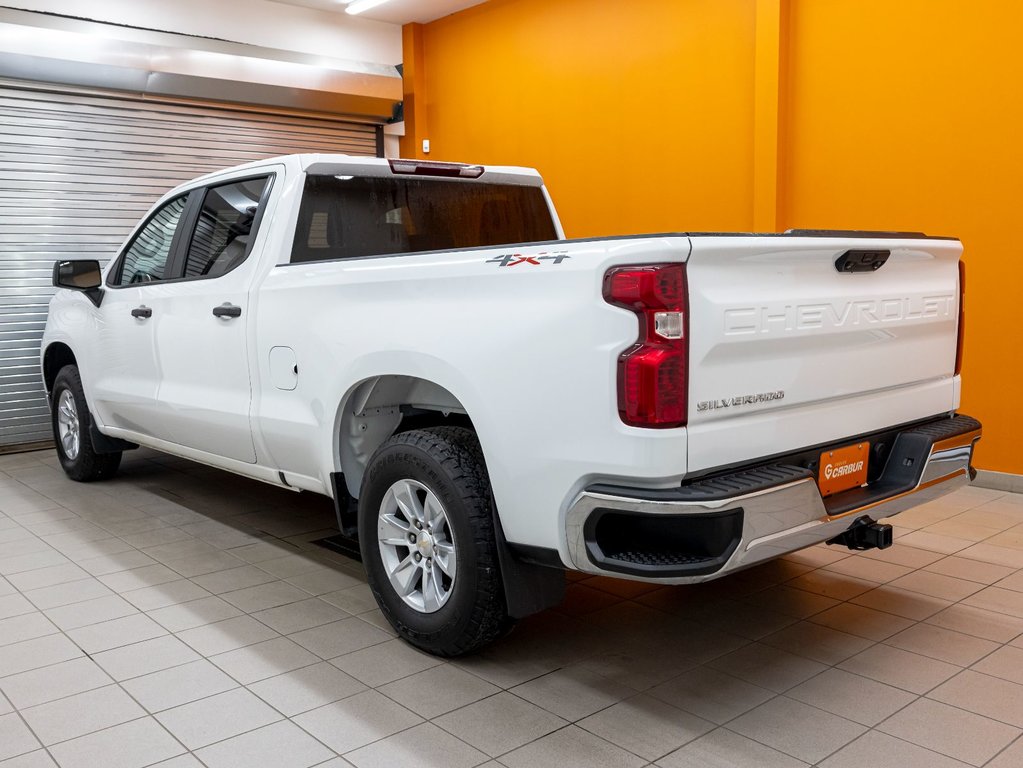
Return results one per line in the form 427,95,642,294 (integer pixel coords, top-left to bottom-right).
818,442,870,497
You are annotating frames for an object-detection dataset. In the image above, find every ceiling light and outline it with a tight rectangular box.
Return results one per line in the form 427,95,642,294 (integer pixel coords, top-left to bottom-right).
345,0,390,14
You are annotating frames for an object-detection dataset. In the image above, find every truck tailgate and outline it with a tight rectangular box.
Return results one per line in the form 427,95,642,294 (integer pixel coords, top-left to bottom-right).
685,234,962,473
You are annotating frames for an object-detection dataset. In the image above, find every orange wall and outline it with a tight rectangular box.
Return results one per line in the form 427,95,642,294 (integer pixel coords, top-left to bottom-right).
404,0,757,237
780,0,1023,473
406,0,1022,473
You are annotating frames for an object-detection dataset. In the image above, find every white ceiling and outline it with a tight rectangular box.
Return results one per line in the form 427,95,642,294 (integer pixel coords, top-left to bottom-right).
268,0,487,25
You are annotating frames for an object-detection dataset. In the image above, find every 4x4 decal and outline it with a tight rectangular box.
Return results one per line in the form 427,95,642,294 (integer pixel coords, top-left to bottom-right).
487,251,571,267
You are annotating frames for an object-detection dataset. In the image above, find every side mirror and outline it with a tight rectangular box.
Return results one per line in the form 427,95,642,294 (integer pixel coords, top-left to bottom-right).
52,260,104,307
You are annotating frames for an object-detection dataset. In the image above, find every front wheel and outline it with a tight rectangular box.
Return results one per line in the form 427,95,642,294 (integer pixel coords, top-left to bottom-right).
51,365,121,482
359,426,513,656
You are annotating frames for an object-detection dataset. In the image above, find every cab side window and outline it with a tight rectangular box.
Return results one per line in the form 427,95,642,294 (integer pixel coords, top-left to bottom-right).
112,195,188,286
182,176,270,279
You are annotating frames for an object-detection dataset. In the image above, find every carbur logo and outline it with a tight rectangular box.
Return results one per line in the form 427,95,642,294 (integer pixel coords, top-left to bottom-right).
824,460,864,480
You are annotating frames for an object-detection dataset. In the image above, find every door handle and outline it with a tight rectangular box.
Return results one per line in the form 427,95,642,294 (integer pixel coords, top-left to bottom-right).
130,306,152,319
212,303,242,319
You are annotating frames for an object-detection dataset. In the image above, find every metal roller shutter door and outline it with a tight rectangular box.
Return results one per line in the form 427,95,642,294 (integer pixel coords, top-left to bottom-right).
0,83,380,450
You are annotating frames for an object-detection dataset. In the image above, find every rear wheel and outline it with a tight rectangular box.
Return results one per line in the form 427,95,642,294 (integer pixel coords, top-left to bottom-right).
359,426,513,656
51,365,121,482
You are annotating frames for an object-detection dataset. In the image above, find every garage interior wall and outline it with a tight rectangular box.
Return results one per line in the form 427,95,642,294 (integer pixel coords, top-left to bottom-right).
0,84,380,448
402,0,1022,476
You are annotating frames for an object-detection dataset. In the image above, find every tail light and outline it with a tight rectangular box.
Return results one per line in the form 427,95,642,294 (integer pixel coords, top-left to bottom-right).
603,263,688,428
955,260,966,375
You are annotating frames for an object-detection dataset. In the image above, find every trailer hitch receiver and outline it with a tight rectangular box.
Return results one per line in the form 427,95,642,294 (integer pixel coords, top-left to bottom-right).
826,516,893,551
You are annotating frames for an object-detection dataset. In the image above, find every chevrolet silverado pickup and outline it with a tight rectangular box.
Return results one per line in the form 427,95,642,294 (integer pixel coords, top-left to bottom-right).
41,154,981,656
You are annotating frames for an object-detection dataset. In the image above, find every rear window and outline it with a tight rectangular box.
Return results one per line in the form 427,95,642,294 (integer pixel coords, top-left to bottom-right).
290,175,558,263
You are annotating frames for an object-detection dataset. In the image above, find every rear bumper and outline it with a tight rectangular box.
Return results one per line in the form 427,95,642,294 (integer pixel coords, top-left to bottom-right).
565,413,981,583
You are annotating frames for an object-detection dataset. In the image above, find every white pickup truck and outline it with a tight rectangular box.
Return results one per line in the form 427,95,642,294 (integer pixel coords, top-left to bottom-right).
42,154,981,656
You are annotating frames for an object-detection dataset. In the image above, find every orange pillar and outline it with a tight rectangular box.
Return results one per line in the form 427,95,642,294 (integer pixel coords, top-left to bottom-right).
752,0,786,232
400,23,428,159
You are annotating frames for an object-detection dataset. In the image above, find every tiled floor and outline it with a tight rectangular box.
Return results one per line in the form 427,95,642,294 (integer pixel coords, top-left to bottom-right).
1,448,1023,768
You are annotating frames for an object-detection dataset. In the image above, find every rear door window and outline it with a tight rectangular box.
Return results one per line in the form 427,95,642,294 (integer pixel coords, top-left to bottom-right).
290,175,558,263
180,176,271,279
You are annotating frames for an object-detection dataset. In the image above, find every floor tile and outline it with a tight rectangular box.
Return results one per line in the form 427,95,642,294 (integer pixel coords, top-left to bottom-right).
147,595,242,632
250,598,347,634
850,585,952,621
77,550,157,577
330,638,442,688
509,662,630,724
648,667,774,724
0,594,35,621
885,623,1000,666
293,689,422,754
64,613,168,654
925,603,1023,643
221,581,310,613
928,670,1023,728
20,685,144,745
577,693,713,762
823,552,914,583
0,657,112,709
924,556,1015,585
5,563,89,592
819,729,972,768
97,564,182,593
121,658,238,712
175,614,280,656
878,697,1020,765
987,736,1023,768
656,727,809,768
189,565,276,595
962,586,1023,618
837,643,960,694
289,618,391,659
381,664,500,719
706,642,827,693
92,635,200,681
121,580,211,611
0,712,41,761
285,565,363,596
44,594,137,631
0,633,83,677
761,620,873,665
194,719,334,768
23,578,113,610
0,613,57,647
47,715,186,768
786,668,916,726
787,570,876,601
346,722,486,768
500,724,645,768
163,551,247,579
889,570,985,602
743,584,840,619
729,696,866,764
433,690,565,757
972,644,1023,685
808,602,915,641
210,636,319,684
156,688,282,750
248,661,365,716
0,749,58,767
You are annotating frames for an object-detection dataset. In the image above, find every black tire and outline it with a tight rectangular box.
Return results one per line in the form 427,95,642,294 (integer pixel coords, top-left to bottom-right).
358,426,513,656
51,365,121,482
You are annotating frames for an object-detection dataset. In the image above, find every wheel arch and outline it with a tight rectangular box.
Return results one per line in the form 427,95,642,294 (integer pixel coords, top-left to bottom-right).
334,374,473,501
42,341,78,397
